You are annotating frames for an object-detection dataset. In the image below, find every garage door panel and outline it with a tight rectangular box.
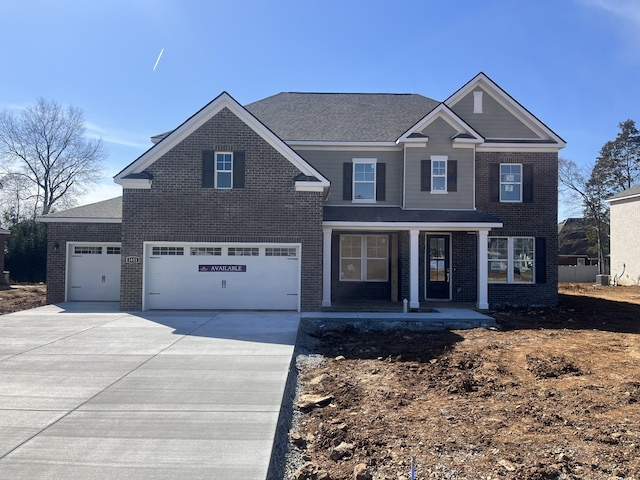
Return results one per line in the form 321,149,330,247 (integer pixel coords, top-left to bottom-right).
68,245,121,302
145,244,299,311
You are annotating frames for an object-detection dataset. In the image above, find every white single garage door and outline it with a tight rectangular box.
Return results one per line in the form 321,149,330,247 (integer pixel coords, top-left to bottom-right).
67,244,121,301
144,243,300,310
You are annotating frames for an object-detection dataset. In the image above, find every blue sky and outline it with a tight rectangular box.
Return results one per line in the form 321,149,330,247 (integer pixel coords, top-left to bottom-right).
1,0,638,220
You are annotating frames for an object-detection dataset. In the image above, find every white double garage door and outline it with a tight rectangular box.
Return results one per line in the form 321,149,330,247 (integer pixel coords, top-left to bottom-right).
67,242,301,310
144,243,300,310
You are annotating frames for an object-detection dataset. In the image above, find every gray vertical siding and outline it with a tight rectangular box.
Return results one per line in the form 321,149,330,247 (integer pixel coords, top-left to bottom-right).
404,117,475,209
294,149,404,206
450,89,539,139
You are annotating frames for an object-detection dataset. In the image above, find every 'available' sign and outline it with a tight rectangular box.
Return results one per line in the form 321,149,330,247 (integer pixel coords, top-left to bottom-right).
199,265,246,272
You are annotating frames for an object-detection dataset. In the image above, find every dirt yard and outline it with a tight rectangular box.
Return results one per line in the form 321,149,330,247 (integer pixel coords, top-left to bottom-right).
0,284,46,314
1,283,639,479
290,284,640,480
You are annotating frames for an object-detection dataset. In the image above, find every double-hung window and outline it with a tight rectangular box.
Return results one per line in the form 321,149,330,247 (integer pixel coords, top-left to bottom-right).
500,164,522,202
488,237,534,283
215,152,233,189
352,159,376,202
340,234,388,281
431,156,447,192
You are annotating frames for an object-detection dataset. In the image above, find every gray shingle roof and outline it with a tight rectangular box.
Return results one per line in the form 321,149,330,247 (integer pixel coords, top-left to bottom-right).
608,184,640,201
40,197,122,221
323,206,501,224
245,93,440,142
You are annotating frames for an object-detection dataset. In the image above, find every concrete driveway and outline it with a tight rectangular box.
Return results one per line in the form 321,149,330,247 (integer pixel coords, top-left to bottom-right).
0,303,300,479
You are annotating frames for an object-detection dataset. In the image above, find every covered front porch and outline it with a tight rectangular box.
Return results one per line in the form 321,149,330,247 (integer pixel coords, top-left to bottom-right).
321,207,502,311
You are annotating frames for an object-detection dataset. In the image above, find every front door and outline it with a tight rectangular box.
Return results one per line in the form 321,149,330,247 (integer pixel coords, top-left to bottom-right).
426,235,450,299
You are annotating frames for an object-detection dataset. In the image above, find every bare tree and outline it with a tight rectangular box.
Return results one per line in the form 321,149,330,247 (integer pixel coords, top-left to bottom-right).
558,157,609,273
0,98,105,216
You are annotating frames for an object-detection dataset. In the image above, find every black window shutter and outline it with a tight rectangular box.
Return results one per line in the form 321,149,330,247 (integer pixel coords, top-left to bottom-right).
232,151,245,188
421,160,431,191
489,163,500,202
343,162,353,200
523,164,533,203
447,160,457,192
202,151,215,188
535,237,546,284
376,163,386,201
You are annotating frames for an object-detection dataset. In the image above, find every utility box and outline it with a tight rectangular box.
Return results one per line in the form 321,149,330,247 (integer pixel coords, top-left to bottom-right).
595,274,610,286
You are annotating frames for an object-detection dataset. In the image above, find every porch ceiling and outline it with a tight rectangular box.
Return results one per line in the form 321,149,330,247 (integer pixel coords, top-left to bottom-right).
323,206,502,230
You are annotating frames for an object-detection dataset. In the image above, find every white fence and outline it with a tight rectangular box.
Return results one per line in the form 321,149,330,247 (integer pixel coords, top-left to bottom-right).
558,265,599,283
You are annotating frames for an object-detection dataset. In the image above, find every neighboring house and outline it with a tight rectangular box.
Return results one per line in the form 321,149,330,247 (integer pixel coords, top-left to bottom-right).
40,73,564,311
607,184,640,285
558,218,599,266
0,228,9,286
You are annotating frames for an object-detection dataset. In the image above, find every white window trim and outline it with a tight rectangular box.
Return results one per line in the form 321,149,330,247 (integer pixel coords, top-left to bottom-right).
488,236,535,284
430,155,448,194
215,152,233,189
352,158,377,203
339,234,388,282
500,163,523,203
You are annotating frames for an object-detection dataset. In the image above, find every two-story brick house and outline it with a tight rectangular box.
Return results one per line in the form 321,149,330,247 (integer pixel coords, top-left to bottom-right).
41,73,564,311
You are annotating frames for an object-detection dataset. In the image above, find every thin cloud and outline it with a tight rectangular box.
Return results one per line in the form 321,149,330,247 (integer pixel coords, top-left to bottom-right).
581,0,640,26
85,122,151,150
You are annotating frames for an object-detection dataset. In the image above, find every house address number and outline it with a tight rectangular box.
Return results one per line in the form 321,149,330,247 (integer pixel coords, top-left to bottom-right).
125,256,140,264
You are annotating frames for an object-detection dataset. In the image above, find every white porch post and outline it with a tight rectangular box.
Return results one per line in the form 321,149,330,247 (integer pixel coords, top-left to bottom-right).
409,229,420,309
477,230,489,310
322,228,332,307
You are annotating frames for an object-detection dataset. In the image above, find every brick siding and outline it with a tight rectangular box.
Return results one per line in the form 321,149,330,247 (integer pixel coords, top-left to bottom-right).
45,223,122,304
120,107,324,310
476,151,559,307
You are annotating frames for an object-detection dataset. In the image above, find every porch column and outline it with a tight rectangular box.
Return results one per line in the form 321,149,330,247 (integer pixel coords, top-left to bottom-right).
322,228,332,307
477,230,489,309
409,229,420,309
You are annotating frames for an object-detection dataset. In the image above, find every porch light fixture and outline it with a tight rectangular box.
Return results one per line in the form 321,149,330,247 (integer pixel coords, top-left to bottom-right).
53,242,59,252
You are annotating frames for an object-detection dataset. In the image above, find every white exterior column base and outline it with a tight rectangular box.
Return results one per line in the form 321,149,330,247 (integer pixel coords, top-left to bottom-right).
409,229,420,309
322,228,332,307
477,230,489,310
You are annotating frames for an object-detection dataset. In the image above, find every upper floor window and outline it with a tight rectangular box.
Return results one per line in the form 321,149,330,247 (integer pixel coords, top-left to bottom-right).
500,164,522,202
353,159,376,202
431,157,447,192
202,151,245,189
343,159,385,202
215,152,233,189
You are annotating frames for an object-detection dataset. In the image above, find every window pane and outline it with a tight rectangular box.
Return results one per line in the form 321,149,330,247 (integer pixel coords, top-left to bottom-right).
366,235,387,258
488,238,508,259
501,184,521,201
354,163,375,181
500,164,521,182
341,259,361,281
366,259,387,281
341,235,361,257
430,259,445,281
514,238,533,260
488,261,507,281
514,260,534,282
433,161,446,175
217,172,232,188
354,183,374,200
432,177,446,191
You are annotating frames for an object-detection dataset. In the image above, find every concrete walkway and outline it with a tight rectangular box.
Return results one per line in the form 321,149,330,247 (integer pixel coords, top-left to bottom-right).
0,304,299,479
